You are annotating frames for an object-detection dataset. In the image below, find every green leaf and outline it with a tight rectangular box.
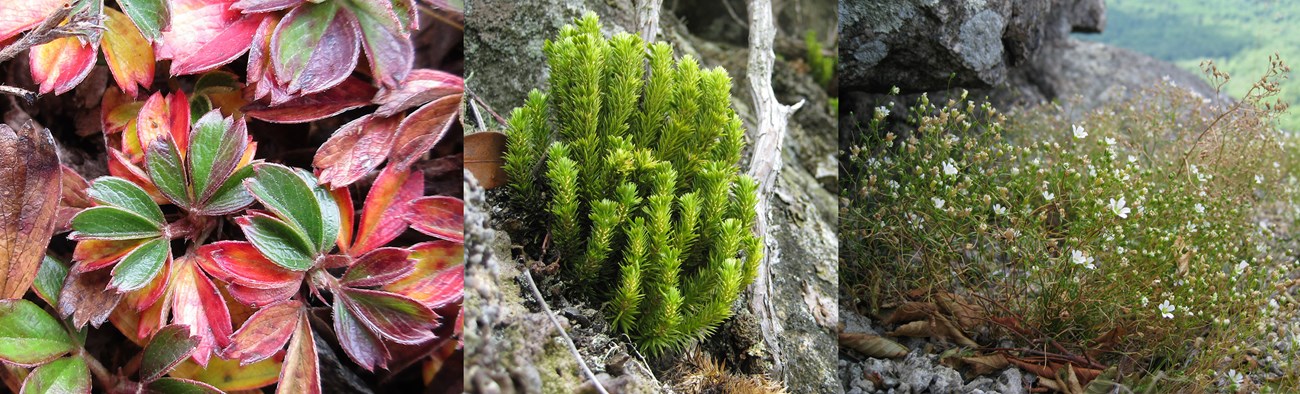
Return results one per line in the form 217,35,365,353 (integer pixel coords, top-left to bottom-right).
87,177,164,224
146,377,224,394
199,164,255,216
33,256,68,308
0,299,74,366
70,206,162,240
237,213,316,271
246,164,325,252
108,237,170,292
146,137,191,208
118,0,169,42
271,1,361,95
187,111,246,205
300,170,340,253
20,356,89,394
141,325,199,383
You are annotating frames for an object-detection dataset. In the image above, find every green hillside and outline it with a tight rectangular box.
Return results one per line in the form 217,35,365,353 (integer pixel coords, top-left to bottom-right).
1080,0,1300,129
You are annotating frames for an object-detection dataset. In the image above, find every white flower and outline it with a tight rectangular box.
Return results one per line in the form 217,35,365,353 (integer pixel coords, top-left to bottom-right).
992,204,1007,216
1109,197,1130,219
875,106,890,117
1043,190,1055,201
1140,296,1149,307
1226,369,1244,388
1194,203,1205,214
1104,137,1116,146
943,160,958,176
932,197,946,209
1236,261,1250,275
1158,299,1176,319
1072,124,1088,139
1070,250,1095,270
1256,174,1264,184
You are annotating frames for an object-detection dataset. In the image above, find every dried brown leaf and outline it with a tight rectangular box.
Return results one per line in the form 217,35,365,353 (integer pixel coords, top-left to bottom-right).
883,302,936,325
0,122,60,299
838,333,907,359
958,354,1009,376
58,268,124,328
464,131,506,189
888,320,931,338
936,292,983,329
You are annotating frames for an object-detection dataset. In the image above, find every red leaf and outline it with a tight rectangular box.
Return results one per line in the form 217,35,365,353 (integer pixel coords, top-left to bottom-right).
232,0,305,13
101,88,144,134
383,241,463,309
0,0,65,42
227,282,299,308
29,35,97,95
340,247,413,288
349,0,413,89
330,187,354,254
270,2,361,95
134,257,171,311
404,196,463,243
102,7,155,97
136,91,190,156
199,241,303,289
58,268,124,328
332,298,388,371
0,122,60,299
350,165,422,255
339,287,436,344
245,13,285,103
313,114,400,188
279,313,321,394
389,94,460,168
168,256,234,366
243,76,376,123
71,238,144,274
56,165,92,232
107,148,167,204
373,69,464,117
159,0,265,75
224,299,301,365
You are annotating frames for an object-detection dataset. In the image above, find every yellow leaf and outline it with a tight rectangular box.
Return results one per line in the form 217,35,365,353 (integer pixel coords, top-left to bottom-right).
102,8,154,97
169,356,283,391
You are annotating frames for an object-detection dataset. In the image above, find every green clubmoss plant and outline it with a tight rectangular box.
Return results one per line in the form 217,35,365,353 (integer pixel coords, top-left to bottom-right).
805,29,835,89
503,13,763,355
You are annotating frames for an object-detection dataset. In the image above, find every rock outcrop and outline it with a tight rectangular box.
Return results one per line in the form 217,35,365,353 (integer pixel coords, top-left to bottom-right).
840,0,1218,128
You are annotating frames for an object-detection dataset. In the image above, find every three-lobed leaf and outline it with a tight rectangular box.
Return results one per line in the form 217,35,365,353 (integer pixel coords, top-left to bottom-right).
339,287,437,344
246,164,328,250
314,114,401,188
0,299,75,366
87,177,165,224
349,166,422,255
70,207,162,241
159,0,265,75
224,299,301,365
340,248,413,288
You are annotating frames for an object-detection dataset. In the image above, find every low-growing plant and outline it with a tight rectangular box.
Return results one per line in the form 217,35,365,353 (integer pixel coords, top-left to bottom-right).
842,57,1300,391
502,13,762,355
805,29,834,89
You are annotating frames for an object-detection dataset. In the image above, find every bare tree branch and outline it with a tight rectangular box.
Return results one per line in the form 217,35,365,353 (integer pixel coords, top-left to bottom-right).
744,0,804,380
636,0,663,41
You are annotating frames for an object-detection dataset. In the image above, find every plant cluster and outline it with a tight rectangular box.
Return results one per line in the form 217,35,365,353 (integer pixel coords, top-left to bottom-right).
0,0,465,393
805,29,835,90
503,14,762,355
841,58,1300,391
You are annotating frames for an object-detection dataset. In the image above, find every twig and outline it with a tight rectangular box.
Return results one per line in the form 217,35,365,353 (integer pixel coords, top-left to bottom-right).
520,268,609,394
744,0,805,380
0,3,103,101
720,0,748,28
636,0,664,41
